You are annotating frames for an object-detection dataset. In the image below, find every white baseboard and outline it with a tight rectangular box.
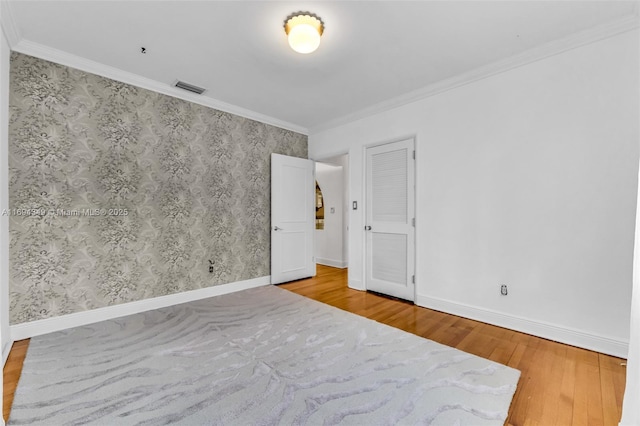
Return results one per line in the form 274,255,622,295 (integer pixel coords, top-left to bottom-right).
348,279,364,291
316,258,347,268
11,276,271,341
416,294,629,359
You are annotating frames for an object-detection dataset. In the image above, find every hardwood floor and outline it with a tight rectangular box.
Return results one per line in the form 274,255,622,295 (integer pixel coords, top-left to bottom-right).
279,265,627,426
3,265,627,425
3,339,28,422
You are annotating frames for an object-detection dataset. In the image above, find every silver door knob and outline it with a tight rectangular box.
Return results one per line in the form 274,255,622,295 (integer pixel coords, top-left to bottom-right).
274,226,283,231
365,225,372,231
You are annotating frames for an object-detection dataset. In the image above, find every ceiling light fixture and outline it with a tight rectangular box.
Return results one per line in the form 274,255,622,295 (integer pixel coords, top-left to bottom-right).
284,12,324,54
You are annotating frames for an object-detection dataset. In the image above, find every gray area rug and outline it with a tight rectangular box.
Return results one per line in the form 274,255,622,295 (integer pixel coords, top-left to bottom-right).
9,286,520,425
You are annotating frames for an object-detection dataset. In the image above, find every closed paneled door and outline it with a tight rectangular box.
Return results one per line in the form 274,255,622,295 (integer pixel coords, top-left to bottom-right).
365,139,415,301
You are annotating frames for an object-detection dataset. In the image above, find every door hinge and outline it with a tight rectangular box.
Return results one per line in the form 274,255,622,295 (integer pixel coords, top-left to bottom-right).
412,275,415,284
412,218,415,227
412,150,415,160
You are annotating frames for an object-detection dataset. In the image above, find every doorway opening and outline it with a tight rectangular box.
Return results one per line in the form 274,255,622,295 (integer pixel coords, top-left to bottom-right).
314,153,349,270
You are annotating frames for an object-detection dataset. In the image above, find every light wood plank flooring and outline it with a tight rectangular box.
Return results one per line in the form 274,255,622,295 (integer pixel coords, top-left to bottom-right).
3,339,28,422
279,266,627,426
3,265,627,425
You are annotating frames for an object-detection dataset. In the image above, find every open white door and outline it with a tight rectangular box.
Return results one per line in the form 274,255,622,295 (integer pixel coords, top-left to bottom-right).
271,153,316,284
365,138,415,301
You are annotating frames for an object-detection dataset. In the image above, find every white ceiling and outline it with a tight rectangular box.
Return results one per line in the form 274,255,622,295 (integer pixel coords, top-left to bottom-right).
4,1,639,133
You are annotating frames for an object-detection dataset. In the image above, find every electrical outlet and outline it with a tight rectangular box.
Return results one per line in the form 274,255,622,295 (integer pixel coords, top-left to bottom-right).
501,284,508,296
209,260,214,273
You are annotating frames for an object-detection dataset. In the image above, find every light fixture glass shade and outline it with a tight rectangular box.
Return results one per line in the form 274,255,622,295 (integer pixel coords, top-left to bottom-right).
285,14,324,54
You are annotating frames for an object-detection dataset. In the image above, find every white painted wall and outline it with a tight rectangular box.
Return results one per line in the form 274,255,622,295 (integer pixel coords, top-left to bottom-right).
337,154,349,266
309,29,639,357
620,154,640,425
0,7,11,369
315,163,345,268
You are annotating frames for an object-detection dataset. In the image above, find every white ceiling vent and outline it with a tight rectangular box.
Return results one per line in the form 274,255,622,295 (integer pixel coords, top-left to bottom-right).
174,80,206,95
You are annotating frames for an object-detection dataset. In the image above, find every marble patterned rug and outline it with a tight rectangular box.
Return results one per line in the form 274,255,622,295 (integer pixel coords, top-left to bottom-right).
9,285,520,425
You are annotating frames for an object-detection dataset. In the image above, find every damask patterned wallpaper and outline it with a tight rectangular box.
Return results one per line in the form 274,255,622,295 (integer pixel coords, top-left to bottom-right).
8,53,307,324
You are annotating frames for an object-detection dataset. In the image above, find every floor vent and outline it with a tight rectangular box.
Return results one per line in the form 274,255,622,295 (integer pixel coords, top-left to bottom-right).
174,80,206,95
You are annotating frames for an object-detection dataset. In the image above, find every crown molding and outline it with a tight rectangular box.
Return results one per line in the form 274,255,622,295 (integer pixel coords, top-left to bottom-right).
311,14,640,135
0,0,20,48
11,39,309,135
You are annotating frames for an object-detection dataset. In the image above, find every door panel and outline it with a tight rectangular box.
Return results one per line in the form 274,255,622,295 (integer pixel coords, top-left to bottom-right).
371,148,408,223
372,233,407,285
282,232,306,271
365,139,415,301
271,154,316,284
281,165,308,222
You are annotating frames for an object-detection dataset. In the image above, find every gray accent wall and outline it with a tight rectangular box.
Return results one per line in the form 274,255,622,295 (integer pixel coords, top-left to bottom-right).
8,52,307,324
